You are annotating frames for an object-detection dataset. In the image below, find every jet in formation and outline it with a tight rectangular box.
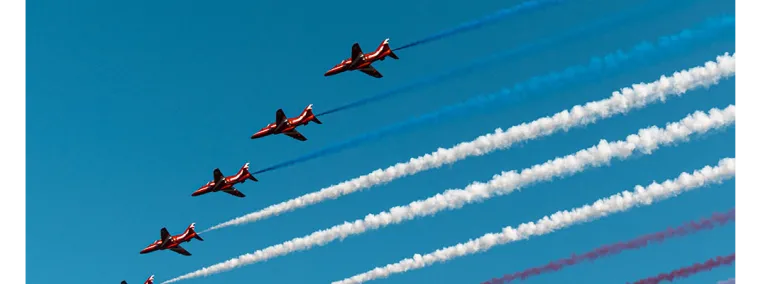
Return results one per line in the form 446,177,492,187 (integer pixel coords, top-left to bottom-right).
140,223,203,256
191,163,258,198
324,38,399,78
251,104,322,141
121,275,153,284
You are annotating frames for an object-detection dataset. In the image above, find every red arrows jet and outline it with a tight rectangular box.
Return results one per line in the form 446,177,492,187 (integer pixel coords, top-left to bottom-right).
324,38,399,78
121,275,154,284
191,163,258,198
140,223,203,256
251,104,322,141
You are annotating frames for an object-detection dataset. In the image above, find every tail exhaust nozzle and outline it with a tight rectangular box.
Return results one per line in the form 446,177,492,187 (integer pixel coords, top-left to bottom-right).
188,223,204,241
243,162,258,182
306,104,323,124
382,38,399,60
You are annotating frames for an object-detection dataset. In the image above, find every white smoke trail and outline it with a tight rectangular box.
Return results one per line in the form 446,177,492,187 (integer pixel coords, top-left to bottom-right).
162,106,735,284
334,157,736,284
206,53,736,232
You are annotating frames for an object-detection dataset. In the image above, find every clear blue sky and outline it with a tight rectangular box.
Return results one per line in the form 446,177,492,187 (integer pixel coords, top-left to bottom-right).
27,0,735,283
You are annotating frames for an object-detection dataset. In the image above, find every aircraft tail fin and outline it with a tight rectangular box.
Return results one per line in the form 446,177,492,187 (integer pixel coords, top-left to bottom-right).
241,162,258,182
304,104,323,124
186,223,204,241
380,38,399,59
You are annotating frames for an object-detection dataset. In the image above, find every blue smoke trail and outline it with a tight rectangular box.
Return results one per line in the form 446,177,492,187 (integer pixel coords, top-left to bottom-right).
254,15,734,174
392,0,565,52
317,0,694,116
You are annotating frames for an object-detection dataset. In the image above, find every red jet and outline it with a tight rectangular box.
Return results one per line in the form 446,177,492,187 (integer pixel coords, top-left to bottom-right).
324,38,399,78
121,275,154,284
191,163,258,198
140,223,203,256
250,104,322,141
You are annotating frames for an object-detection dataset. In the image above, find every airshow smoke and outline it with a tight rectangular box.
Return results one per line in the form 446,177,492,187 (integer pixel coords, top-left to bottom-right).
317,0,685,117
252,15,734,175
163,106,735,283
334,159,736,284
391,0,564,51
210,53,735,231
482,209,735,284
630,254,735,284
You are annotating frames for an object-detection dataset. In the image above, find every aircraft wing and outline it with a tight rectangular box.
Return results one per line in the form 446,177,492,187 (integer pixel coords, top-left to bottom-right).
211,168,226,191
160,228,171,243
351,43,364,61
222,188,246,198
275,109,288,125
283,129,308,141
359,66,383,78
169,246,192,256
213,168,224,182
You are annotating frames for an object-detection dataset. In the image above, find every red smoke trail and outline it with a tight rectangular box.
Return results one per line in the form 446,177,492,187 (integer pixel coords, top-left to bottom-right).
483,209,735,284
630,253,735,284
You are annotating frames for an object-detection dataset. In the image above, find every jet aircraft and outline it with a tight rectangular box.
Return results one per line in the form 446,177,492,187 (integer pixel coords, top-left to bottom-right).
121,275,154,284
191,163,258,198
324,38,399,78
140,223,203,256
250,104,322,141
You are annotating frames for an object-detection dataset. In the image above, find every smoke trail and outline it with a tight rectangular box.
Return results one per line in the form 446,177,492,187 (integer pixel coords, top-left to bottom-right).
630,253,735,284
253,15,734,175
334,158,736,284
391,0,564,52
483,209,735,284
317,0,687,117
209,53,736,231
718,279,735,284
161,107,735,283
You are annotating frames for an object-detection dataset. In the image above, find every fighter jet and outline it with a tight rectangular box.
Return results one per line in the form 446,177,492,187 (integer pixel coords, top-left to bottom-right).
251,104,322,141
121,275,154,284
140,224,203,256
324,38,399,78
191,163,258,198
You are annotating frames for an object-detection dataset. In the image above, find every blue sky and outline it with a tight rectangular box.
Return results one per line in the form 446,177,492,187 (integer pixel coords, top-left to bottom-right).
27,0,735,283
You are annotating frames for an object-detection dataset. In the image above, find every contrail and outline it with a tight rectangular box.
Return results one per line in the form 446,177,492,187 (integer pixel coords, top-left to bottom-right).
162,106,735,283
334,158,736,284
629,253,735,284
252,15,734,175
391,0,565,52
483,209,735,284
317,0,680,117
717,278,735,284
210,53,736,231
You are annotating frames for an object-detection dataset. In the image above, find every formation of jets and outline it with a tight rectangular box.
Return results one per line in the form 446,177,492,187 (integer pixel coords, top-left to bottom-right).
127,38,397,281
